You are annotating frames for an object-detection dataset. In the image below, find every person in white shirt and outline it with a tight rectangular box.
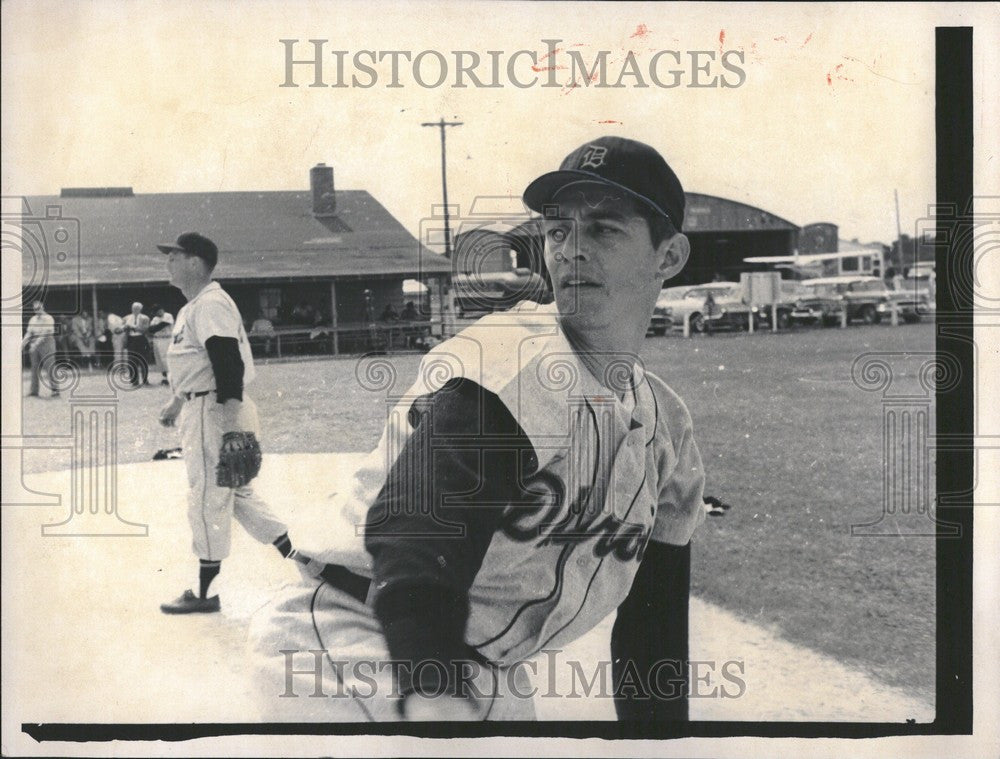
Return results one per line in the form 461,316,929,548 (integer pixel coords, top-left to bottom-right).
123,302,152,387
21,300,58,398
249,314,276,357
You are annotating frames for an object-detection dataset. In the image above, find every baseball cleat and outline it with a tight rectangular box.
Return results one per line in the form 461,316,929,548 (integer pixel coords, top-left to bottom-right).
160,589,220,614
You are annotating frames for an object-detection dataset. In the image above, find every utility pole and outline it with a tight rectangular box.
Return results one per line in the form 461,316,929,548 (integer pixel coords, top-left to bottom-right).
894,189,903,273
421,117,463,258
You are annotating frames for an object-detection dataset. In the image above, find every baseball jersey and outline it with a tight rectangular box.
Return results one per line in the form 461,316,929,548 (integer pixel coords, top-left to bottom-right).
167,281,255,394
150,312,174,338
312,301,705,665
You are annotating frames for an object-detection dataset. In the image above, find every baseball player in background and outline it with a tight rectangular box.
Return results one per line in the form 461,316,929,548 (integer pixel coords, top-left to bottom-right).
149,305,174,385
108,311,127,363
156,232,305,614
250,136,722,721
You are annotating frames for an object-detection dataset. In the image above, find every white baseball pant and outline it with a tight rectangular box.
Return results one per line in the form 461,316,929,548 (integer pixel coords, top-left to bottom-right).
178,393,287,561
248,579,538,722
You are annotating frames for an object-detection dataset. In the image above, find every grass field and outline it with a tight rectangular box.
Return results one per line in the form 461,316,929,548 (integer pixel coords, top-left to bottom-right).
17,321,937,704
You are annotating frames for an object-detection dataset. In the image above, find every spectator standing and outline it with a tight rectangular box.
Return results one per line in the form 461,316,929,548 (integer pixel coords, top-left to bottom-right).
55,314,73,357
703,291,717,336
70,310,97,369
124,301,152,387
21,300,59,398
249,314,276,357
94,310,111,367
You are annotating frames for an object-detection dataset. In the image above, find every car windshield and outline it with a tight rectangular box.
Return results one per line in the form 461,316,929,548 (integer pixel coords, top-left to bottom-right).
802,283,838,296
658,286,689,301
687,287,733,298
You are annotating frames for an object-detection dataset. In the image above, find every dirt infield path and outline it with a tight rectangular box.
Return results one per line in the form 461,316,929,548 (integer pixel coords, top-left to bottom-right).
2,453,932,738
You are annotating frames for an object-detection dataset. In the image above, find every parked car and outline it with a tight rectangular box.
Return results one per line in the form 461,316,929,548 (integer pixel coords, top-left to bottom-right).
790,280,846,327
905,262,936,279
654,282,752,333
899,271,936,314
648,304,670,336
798,276,928,324
750,280,811,330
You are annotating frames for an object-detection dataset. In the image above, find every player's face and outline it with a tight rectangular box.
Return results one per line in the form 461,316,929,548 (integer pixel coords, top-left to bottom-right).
543,184,674,333
166,250,195,289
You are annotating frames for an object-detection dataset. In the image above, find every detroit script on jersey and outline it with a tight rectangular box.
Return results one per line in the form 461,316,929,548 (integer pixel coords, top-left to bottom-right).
299,302,706,664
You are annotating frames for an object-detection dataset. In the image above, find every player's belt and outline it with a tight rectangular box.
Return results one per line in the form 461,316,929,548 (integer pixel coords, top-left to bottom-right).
181,390,212,400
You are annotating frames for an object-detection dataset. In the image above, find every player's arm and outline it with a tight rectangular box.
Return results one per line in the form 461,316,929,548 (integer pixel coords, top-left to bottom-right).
158,395,185,427
204,334,245,432
611,415,705,722
611,539,692,721
365,378,535,719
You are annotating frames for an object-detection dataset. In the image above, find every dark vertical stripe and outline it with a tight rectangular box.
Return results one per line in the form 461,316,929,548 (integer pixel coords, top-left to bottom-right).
934,26,973,734
199,396,213,559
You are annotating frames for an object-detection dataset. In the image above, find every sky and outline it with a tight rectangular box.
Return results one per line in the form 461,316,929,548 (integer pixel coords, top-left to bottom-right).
2,1,997,247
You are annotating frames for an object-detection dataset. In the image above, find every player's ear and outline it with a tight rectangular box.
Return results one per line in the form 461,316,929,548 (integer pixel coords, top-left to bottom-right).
657,232,690,280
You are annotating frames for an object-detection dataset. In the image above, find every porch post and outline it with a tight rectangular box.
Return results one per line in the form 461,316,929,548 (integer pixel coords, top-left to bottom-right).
329,279,339,355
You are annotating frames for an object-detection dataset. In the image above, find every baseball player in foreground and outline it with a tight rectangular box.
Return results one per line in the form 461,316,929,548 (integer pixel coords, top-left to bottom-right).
250,136,726,721
156,232,305,614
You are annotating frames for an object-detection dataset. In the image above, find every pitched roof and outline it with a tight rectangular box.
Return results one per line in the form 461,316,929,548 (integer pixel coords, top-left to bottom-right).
19,190,451,286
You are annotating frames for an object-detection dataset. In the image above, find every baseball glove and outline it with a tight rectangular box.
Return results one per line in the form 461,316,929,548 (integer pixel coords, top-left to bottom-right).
704,495,733,517
216,431,262,488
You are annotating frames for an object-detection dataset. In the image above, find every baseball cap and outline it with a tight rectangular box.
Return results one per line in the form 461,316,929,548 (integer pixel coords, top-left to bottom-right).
156,232,218,268
523,136,685,231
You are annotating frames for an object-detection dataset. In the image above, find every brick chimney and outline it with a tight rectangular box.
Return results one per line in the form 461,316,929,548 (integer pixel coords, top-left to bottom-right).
310,163,336,216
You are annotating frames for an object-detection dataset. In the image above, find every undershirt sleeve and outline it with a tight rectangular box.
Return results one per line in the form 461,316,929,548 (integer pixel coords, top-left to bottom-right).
365,377,537,697
204,335,243,403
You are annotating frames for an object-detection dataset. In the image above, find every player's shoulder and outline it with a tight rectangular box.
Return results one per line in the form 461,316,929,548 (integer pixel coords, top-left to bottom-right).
189,282,238,314
643,369,695,433
198,281,234,304
426,301,562,392
458,301,560,338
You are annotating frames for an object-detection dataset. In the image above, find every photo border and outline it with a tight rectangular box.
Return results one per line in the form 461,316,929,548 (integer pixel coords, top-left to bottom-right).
15,24,977,746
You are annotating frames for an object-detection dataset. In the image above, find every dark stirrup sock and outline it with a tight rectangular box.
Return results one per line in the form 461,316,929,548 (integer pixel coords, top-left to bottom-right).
272,533,293,558
199,559,221,598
